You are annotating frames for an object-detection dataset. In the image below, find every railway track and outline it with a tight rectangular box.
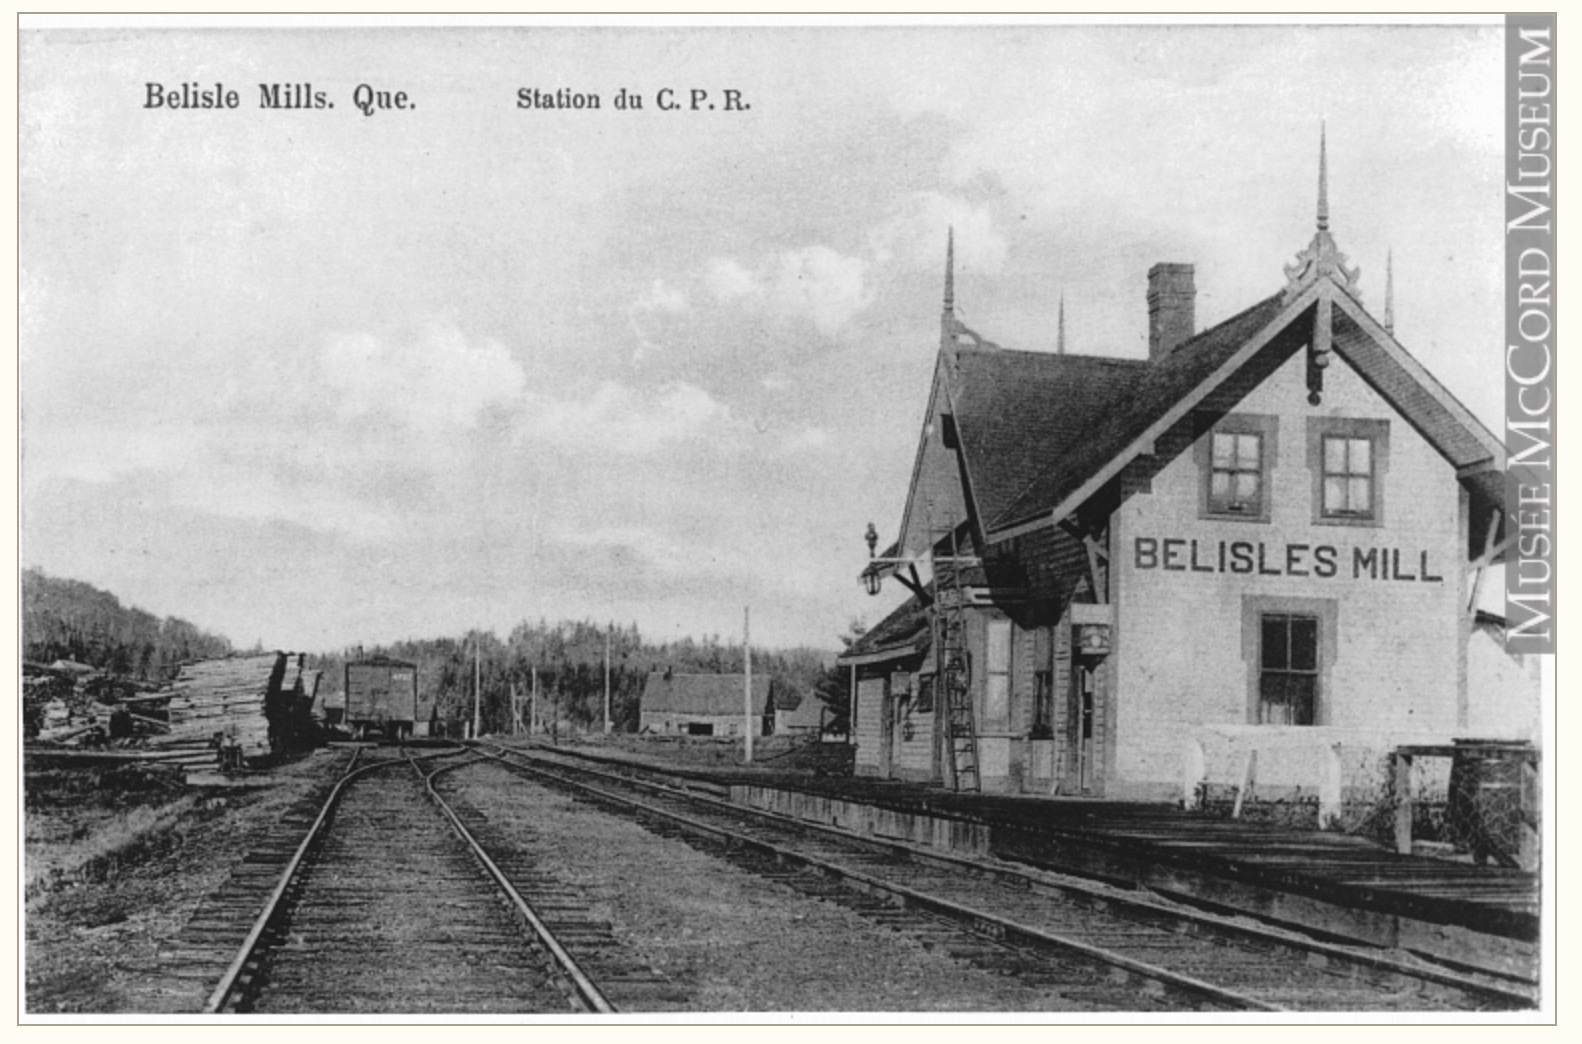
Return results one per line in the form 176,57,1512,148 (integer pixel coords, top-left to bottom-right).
197,746,614,1014
484,743,1538,1013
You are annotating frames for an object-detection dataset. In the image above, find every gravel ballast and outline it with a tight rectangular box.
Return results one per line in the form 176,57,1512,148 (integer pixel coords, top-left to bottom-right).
443,759,1096,1012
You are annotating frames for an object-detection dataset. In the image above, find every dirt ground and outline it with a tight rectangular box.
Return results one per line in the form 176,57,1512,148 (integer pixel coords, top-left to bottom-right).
23,750,349,1014
444,759,1092,1012
28,741,1085,1014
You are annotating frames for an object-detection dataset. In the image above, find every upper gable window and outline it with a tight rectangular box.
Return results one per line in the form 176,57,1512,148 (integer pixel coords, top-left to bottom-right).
1196,414,1277,523
1307,418,1389,527
1322,436,1374,517
1210,433,1263,515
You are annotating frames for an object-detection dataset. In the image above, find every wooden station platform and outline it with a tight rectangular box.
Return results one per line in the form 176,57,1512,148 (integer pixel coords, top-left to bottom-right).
520,741,1541,980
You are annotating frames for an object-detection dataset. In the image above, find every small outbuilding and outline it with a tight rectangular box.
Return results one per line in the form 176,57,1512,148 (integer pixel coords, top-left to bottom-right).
772,686,829,736
640,671,775,737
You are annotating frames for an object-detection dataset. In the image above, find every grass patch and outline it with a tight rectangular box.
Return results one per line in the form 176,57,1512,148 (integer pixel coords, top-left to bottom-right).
26,796,204,897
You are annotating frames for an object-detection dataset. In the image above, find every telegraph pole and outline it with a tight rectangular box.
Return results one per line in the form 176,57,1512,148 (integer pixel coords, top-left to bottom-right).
603,625,612,735
530,664,538,739
472,636,481,740
744,605,754,764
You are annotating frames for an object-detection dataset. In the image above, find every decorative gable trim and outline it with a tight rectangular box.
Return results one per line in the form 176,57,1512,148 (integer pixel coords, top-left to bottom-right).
1328,290,1504,467
986,276,1507,547
987,282,1324,544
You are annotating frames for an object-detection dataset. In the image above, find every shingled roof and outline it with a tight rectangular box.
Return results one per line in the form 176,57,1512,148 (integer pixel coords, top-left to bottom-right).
838,594,931,665
641,672,772,716
988,291,1290,533
936,280,1505,542
952,349,1148,532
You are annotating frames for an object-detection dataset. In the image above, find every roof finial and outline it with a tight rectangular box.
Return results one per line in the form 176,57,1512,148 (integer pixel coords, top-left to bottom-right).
1284,122,1360,301
943,226,956,317
1317,121,1330,232
1057,292,1067,355
1384,248,1395,334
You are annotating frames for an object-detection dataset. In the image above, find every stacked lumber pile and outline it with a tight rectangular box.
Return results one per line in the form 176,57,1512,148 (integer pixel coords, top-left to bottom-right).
132,653,285,769
26,653,325,773
269,653,320,753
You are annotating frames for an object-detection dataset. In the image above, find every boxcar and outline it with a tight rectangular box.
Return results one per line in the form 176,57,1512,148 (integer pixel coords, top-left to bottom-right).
344,657,419,741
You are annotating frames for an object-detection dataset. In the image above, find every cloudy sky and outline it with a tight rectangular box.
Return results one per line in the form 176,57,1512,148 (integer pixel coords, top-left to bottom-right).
19,19,1507,652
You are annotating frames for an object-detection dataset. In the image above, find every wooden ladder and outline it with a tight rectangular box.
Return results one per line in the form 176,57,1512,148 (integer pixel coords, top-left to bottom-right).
934,532,980,793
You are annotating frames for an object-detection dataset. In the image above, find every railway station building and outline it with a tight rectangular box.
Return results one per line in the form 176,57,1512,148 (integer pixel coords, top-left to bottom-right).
844,153,1540,804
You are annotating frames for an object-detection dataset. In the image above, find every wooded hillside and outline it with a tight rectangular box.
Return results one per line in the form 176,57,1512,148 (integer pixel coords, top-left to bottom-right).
21,569,234,682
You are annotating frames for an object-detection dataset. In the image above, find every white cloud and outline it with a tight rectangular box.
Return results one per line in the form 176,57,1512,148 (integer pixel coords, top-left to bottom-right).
780,426,832,454
871,191,1008,276
319,322,526,432
552,522,736,579
521,380,735,457
628,278,691,362
704,256,760,300
770,246,870,336
703,246,871,336
169,469,402,545
634,278,688,314
23,420,206,487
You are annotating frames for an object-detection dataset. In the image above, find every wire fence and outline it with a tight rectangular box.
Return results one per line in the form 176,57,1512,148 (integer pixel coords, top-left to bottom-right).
1347,743,1538,869
1191,741,1539,872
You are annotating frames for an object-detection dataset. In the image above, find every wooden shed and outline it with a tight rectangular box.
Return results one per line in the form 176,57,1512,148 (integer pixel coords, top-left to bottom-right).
640,672,775,737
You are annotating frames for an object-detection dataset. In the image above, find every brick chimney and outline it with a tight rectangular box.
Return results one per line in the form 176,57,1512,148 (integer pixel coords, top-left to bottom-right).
1147,262,1196,361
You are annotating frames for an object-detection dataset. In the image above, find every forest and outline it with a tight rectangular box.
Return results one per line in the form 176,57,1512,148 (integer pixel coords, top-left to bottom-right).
318,619,851,737
21,570,854,734
22,569,234,682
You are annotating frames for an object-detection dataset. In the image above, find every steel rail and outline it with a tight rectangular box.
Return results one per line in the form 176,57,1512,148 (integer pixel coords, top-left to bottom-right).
481,747,1279,1013
415,753,616,1014
496,743,1536,1010
201,745,466,1014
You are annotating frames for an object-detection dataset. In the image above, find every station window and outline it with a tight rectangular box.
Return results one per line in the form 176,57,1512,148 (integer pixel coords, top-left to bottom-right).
1031,669,1054,739
1197,414,1277,522
1308,418,1388,527
984,619,1011,730
1258,613,1318,725
915,674,935,713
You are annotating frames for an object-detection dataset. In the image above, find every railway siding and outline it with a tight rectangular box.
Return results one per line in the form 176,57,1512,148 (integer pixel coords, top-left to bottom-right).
492,744,1535,1012
439,759,1149,1012
523,741,1539,984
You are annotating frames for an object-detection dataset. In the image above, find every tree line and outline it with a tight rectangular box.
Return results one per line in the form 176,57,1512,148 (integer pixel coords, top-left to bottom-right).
22,569,234,682
21,569,857,733
320,618,852,736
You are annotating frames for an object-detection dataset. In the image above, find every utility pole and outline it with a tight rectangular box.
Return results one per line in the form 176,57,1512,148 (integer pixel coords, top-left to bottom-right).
744,605,754,764
472,636,481,740
530,664,538,740
603,625,612,735
511,679,520,736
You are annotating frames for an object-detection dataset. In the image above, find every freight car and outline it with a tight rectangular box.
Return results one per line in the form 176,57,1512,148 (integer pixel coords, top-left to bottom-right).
343,657,421,741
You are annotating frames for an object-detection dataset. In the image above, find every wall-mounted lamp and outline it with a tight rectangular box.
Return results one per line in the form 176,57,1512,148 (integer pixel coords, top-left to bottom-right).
1075,623,1112,660
863,522,882,596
